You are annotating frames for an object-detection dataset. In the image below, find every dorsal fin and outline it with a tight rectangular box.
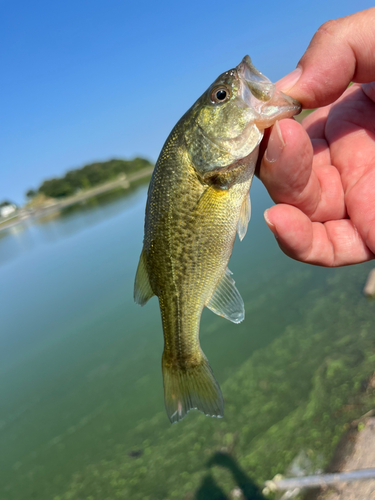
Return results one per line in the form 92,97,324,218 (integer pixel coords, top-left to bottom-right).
237,192,251,241
134,248,154,306
206,268,244,324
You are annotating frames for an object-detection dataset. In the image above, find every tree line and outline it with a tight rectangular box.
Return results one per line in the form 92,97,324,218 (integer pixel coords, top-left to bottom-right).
27,157,153,199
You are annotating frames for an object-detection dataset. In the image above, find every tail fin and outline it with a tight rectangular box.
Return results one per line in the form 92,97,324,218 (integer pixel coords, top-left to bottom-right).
162,353,224,423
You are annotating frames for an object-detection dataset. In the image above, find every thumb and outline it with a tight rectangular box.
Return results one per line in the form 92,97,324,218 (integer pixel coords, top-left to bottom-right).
277,8,375,108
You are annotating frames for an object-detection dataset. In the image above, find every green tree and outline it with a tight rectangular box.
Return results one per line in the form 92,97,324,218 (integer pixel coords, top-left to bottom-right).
37,157,153,198
26,189,37,199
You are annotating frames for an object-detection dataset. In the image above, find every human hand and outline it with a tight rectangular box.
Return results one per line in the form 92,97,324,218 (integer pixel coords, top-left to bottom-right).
259,8,375,266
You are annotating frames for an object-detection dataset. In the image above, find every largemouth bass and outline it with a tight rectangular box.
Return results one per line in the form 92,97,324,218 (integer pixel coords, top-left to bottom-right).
134,56,300,423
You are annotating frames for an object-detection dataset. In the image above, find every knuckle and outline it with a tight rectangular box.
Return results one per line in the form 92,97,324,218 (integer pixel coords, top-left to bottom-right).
316,19,339,37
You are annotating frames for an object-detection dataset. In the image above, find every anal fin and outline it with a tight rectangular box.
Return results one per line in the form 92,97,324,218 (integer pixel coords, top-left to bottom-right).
134,248,154,306
206,268,244,324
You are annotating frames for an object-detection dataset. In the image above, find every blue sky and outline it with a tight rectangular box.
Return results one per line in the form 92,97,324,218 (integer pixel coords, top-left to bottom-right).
1,0,373,204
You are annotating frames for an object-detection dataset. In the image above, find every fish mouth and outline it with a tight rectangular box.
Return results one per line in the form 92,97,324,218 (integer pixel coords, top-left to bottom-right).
237,55,275,102
237,55,301,124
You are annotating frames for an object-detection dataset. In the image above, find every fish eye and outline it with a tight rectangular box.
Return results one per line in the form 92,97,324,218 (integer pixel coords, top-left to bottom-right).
210,86,231,104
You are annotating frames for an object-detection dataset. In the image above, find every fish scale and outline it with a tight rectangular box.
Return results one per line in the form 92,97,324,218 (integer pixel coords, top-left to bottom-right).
134,55,301,423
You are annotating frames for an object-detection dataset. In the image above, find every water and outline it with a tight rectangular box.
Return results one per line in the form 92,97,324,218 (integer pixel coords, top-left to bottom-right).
0,180,374,500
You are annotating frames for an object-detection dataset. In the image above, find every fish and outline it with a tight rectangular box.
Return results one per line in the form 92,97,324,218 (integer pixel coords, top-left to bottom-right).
134,55,301,423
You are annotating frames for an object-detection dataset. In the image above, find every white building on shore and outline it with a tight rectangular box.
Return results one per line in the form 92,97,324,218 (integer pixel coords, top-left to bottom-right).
0,201,18,218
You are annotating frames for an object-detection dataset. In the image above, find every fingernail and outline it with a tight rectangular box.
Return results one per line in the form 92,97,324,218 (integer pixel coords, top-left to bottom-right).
264,209,278,238
265,121,285,163
277,67,302,92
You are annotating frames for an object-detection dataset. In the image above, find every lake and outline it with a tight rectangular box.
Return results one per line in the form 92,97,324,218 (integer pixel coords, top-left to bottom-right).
0,179,374,500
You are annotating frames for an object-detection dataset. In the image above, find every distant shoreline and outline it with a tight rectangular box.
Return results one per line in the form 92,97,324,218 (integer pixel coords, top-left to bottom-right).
0,166,153,233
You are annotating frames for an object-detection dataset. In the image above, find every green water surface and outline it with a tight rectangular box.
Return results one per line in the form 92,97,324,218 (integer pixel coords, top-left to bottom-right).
0,180,374,500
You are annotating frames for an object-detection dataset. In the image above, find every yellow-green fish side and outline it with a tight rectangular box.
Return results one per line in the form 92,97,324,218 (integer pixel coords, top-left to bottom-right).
134,55,301,423
135,120,255,422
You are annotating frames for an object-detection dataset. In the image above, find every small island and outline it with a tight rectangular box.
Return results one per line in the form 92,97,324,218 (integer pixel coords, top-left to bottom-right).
0,157,154,232
35,157,153,199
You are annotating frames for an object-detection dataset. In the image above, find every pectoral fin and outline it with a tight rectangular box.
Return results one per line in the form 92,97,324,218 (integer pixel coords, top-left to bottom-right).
134,248,154,305
237,192,251,241
207,268,244,324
